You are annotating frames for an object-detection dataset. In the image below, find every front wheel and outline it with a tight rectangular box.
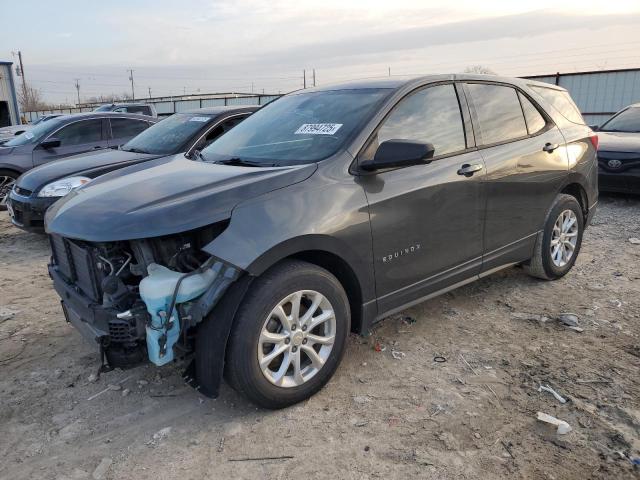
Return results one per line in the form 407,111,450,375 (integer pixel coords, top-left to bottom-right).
525,194,584,280
0,169,18,211
225,260,350,409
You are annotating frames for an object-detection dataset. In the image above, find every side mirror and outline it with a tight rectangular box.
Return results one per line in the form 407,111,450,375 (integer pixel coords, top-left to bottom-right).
40,137,61,149
589,125,600,132
360,139,435,171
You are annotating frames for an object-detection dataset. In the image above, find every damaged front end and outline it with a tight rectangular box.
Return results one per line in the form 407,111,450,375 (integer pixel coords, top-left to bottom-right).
48,221,241,381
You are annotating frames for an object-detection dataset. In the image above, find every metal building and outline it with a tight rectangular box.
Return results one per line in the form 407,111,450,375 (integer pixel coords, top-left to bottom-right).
524,67,640,126
0,61,21,127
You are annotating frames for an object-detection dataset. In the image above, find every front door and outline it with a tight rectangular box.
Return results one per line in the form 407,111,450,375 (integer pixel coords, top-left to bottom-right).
33,118,108,167
360,83,485,315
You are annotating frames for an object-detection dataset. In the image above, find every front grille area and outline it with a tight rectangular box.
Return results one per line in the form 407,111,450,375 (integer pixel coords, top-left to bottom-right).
108,318,138,343
50,235,103,302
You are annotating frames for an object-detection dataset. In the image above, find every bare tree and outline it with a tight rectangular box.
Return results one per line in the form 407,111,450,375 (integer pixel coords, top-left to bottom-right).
85,92,132,105
18,85,49,111
463,65,497,75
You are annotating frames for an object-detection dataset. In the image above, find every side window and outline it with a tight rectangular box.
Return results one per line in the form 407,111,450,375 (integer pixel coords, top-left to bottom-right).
530,86,585,125
55,119,103,146
467,84,528,145
110,118,149,139
518,92,546,135
363,84,466,160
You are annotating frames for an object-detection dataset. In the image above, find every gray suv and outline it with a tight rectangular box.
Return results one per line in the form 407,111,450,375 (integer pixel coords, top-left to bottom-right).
45,74,597,409
0,112,157,208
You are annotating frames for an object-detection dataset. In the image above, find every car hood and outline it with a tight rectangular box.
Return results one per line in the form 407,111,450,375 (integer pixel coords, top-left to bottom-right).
0,125,29,138
46,155,317,242
597,131,640,153
16,148,161,192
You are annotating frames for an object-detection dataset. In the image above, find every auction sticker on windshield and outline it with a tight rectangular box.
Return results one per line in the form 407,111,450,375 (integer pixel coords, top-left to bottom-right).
189,117,210,122
24,132,34,139
295,123,342,135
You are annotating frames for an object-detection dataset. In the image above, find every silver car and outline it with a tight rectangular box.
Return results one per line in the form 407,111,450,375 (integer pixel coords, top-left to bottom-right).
0,112,157,209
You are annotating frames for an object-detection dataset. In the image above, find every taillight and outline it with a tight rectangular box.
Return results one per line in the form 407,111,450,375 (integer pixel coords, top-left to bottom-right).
589,132,599,151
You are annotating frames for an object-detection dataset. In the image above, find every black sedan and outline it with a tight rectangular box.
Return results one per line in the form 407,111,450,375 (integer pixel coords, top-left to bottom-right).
7,106,258,232
595,103,640,194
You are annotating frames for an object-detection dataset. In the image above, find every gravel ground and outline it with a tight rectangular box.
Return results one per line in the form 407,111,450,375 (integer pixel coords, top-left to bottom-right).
1,194,639,480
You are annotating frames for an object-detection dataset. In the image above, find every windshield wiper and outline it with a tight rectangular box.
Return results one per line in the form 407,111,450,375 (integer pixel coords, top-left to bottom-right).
123,147,150,154
215,157,275,167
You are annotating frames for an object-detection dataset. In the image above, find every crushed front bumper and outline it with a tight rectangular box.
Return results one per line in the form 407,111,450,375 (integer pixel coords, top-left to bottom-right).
49,264,147,366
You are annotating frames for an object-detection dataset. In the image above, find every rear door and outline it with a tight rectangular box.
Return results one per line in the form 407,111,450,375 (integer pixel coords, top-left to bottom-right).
108,117,151,147
463,82,568,272
361,82,486,315
33,118,108,167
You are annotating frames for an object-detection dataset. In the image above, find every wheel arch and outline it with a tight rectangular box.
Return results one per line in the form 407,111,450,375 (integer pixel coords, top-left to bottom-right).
559,180,589,222
243,236,375,335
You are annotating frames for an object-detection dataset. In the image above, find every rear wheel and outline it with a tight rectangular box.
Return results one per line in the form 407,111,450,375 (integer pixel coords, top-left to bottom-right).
0,169,18,211
525,194,584,280
225,260,350,409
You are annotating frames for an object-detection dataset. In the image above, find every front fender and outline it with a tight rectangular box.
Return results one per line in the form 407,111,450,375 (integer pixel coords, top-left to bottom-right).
202,176,376,304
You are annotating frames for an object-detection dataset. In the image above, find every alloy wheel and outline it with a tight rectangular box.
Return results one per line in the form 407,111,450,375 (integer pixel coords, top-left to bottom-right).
550,209,578,267
258,290,336,388
0,175,16,208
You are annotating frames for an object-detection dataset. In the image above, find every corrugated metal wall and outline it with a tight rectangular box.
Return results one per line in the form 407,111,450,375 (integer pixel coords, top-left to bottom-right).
0,63,20,126
524,68,640,126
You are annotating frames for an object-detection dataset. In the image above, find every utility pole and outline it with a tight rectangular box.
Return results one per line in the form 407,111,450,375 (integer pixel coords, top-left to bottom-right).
251,82,254,93
148,86,152,99
388,67,391,77
74,78,81,106
303,69,306,89
17,51,27,105
312,69,316,87
128,69,135,100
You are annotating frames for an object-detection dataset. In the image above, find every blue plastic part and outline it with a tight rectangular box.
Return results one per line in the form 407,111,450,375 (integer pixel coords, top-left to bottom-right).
139,263,218,366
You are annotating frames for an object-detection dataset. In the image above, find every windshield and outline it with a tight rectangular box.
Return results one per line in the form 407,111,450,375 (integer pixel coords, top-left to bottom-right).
600,107,640,133
200,88,391,165
122,113,213,155
94,105,114,112
4,116,67,147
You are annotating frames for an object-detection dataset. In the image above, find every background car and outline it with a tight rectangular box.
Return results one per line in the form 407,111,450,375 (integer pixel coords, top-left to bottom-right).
7,106,257,231
0,114,64,143
94,103,158,117
594,103,640,194
0,112,157,209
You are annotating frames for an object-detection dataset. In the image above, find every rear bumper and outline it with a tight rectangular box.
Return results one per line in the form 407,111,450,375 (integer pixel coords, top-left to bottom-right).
7,191,56,232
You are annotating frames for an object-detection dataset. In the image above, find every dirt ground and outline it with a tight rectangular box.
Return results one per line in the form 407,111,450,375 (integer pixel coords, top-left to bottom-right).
1,194,639,480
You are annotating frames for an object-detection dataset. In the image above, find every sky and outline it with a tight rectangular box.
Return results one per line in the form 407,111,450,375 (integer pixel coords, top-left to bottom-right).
2,0,640,105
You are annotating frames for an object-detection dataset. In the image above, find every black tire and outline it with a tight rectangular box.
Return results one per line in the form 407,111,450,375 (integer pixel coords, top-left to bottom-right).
225,260,350,409
0,169,19,212
524,194,584,280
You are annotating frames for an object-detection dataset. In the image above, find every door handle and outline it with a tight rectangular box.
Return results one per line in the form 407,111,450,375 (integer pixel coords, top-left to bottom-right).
457,163,483,177
543,143,559,153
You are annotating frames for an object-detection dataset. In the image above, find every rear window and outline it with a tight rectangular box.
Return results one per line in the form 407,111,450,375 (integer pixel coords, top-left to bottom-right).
466,84,528,145
530,86,585,125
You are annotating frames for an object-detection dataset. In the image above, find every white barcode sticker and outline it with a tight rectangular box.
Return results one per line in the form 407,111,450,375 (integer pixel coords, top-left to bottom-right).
295,123,342,135
24,131,34,139
189,116,210,122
